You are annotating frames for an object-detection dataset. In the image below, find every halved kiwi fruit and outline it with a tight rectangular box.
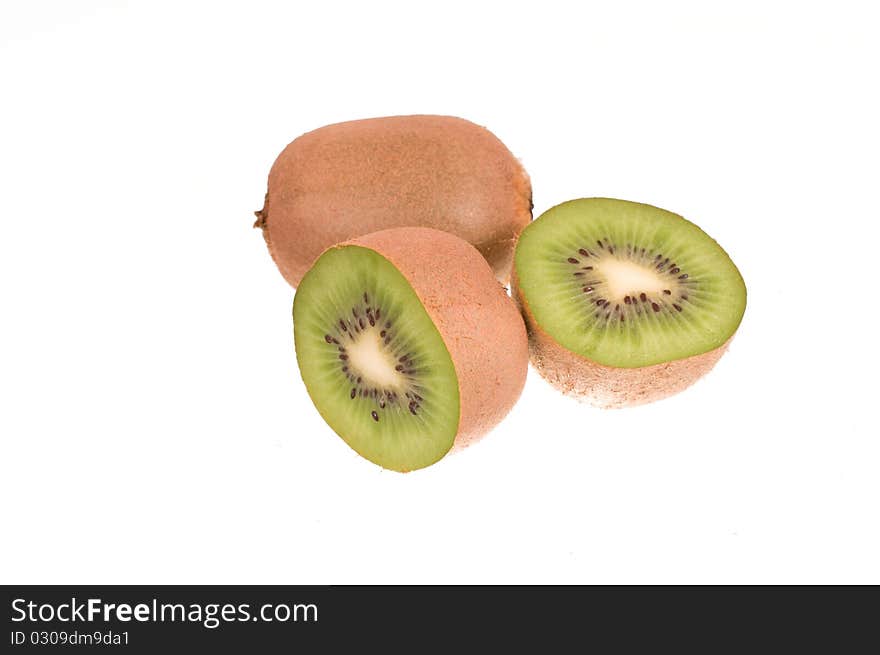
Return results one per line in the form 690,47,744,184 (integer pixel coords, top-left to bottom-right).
294,227,528,471
513,198,746,407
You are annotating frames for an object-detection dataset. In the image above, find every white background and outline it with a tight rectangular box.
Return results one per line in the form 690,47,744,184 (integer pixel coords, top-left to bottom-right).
1,1,878,584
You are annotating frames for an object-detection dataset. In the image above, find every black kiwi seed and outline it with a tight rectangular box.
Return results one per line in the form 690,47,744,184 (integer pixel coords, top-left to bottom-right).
565,233,704,326
327,291,437,424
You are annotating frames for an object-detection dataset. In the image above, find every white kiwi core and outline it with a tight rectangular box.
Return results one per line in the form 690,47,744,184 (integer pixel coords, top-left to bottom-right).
596,258,669,302
346,327,407,390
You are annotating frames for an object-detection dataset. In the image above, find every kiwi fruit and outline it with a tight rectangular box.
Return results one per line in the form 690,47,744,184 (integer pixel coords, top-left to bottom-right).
513,198,746,407
255,115,532,287
293,227,528,471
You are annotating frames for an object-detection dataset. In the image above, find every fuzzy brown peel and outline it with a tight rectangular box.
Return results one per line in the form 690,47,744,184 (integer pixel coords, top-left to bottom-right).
512,270,732,408
350,228,529,449
256,115,532,287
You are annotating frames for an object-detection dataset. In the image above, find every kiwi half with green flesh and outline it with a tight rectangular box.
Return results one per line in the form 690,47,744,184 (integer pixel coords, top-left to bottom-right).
513,198,746,407
255,115,532,288
294,227,528,471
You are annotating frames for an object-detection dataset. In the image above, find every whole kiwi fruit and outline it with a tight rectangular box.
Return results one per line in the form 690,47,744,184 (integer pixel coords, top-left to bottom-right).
255,115,532,287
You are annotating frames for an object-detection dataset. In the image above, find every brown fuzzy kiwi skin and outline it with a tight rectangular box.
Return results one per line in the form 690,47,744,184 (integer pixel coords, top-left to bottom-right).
347,227,528,450
256,115,533,287
511,270,733,408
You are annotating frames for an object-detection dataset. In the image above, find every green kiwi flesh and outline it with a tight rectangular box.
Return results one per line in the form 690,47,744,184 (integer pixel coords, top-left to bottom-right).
515,198,746,368
293,245,460,472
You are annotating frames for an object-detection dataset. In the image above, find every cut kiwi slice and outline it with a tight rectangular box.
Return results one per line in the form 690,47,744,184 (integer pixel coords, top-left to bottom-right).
294,246,460,471
513,198,746,406
293,227,528,471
